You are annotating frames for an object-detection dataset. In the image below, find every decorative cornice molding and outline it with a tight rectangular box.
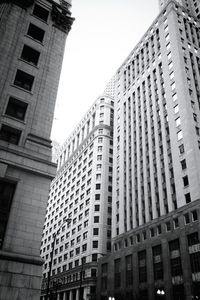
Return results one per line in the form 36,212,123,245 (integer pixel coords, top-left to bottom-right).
51,4,75,33
0,250,44,266
0,0,34,8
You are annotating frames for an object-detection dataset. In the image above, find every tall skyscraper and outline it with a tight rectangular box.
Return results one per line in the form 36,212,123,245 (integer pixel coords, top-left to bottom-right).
97,0,200,299
0,0,73,299
40,96,114,300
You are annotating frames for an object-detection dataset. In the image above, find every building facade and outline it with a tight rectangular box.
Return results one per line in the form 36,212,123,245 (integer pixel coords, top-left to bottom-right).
97,0,200,299
98,200,200,300
0,0,73,299
40,96,114,300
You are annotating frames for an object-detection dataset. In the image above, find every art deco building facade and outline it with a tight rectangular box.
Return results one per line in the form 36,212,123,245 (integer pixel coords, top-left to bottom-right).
40,96,114,300
0,0,73,299
97,0,200,299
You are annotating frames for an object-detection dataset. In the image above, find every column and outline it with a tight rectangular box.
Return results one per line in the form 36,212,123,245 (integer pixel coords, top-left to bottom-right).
57,293,60,300
63,291,66,300
69,290,73,300
76,289,80,300
83,287,88,300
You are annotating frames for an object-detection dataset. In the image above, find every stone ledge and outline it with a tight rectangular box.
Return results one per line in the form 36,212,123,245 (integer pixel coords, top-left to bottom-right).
0,250,44,266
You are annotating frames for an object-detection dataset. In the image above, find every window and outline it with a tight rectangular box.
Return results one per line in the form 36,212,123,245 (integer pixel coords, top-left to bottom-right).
183,175,189,187
94,205,100,211
93,240,98,248
174,105,179,114
82,244,87,252
177,130,183,141
0,125,21,145
92,254,98,261
114,259,121,288
173,218,179,228
95,194,100,200
0,180,16,249
165,221,171,231
96,184,101,190
184,213,190,224
181,159,187,170
91,268,97,277
175,117,181,127
27,23,45,42
188,232,199,246
179,144,184,154
94,216,99,223
5,97,27,120
96,174,101,180
33,4,49,22
21,45,40,66
93,228,99,235
192,210,198,222
98,137,103,143
172,93,178,101
125,255,133,287
14,70,34,91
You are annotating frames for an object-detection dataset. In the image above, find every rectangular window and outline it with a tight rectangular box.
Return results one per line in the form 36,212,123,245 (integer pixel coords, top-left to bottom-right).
21,45,40,66
183,175,189,187
93,228,99,235
94,216,99,223
138,250,147,283
176,117,181,127
27,23,45,42
0,125,21,145
96,184,101,190
174,104,179,114
177,130,183,141
5,97,27,120
92,240,98,248
153,245,163,280
94,205,100,211
95,194,100,200
125,255,133,287
14,70,34,91
33,4,49,22
114,259,121,288
0,180,16,249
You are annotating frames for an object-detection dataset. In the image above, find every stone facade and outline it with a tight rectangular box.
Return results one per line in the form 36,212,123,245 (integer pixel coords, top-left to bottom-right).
0,0,74,299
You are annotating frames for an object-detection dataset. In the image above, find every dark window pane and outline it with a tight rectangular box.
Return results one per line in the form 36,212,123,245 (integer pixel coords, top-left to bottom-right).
21,45,40,65
187,232,199,246
14,70,34,91
0,180,16,248
0,125,21,145
33,4,49,22
27,23,45,42
5,97,27,120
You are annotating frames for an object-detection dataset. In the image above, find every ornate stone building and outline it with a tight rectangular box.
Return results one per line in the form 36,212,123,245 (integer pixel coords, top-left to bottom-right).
0,0,74,299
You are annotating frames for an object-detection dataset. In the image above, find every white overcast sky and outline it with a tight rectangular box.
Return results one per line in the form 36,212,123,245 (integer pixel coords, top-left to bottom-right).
51,0,159,144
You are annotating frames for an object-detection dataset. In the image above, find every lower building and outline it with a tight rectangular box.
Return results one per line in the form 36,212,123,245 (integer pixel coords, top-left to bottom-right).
40,96,114,300
97,198,200,300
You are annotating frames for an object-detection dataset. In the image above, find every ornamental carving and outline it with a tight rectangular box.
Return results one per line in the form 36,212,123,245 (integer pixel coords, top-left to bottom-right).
51,4,74,33
0,0,34,8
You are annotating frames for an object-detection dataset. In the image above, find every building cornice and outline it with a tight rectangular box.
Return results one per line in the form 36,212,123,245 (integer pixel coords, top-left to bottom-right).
51,3,75,33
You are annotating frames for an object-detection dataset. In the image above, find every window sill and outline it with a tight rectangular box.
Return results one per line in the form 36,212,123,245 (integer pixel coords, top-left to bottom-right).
18,58,39,69
11,85,33,95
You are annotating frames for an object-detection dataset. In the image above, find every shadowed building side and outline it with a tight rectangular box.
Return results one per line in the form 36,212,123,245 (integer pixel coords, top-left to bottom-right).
0,0,74,299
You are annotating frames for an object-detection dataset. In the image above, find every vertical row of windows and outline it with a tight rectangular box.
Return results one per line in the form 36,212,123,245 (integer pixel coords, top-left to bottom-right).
123,27,161,91
0,3,49,144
